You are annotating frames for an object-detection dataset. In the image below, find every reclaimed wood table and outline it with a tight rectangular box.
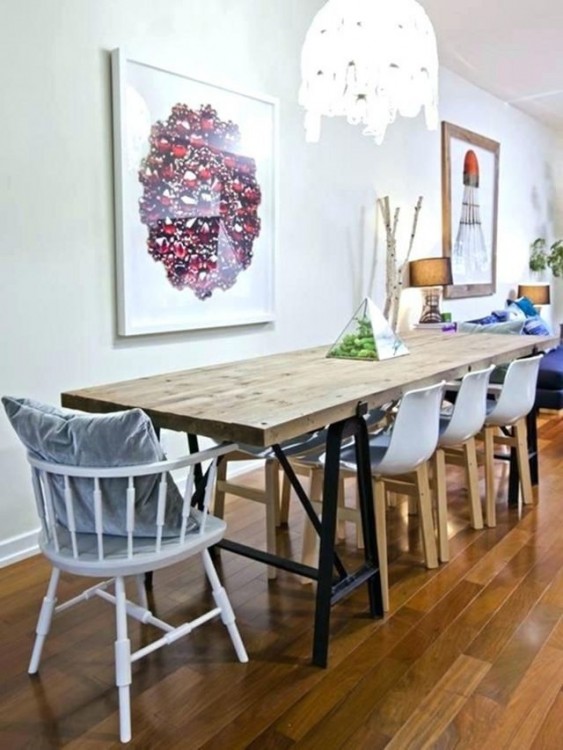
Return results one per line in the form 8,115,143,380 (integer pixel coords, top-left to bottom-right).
61,329,556,666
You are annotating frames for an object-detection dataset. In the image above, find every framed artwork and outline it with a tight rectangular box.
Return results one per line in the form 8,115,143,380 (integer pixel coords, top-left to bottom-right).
441,121,500,299
111,49,278,335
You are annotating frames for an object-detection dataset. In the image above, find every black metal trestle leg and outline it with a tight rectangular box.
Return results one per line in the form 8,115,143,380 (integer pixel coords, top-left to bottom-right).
527,408,539,486
312,415,383,668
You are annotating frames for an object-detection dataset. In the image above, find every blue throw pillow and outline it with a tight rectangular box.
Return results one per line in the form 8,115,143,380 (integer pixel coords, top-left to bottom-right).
2,397,184,537
514,296,539,318
522,316,552,336
467,314,499,325
491,310,510,322
467,310,510,325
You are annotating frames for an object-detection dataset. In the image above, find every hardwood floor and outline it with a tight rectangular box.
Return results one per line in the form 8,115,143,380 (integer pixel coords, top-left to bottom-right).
1,413,563,748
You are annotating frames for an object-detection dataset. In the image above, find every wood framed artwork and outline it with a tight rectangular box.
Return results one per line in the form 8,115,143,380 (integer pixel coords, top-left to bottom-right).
111,49,278,336
441,121,500,299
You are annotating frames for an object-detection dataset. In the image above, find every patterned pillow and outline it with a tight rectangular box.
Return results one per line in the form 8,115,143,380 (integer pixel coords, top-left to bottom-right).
522,316,552,336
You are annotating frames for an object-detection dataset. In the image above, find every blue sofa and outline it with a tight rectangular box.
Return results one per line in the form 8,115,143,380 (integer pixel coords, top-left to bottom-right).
536,345,563,410
462,301,561,411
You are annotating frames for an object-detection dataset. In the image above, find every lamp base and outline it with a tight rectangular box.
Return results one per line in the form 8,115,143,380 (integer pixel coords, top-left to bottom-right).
419,287,443,324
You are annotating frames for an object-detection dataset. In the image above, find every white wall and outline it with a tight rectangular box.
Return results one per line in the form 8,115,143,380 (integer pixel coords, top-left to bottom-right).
550,133,563,323
554,135,563,232
0,0,558,558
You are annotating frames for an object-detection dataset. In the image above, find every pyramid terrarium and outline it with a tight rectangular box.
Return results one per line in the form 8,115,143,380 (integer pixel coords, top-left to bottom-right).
327,298,409,361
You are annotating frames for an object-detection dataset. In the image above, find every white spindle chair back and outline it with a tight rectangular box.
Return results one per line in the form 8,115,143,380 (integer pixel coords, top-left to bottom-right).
28,443,230,571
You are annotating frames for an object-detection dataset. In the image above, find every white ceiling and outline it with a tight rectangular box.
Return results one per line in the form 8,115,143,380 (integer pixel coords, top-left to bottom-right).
419,0,563,133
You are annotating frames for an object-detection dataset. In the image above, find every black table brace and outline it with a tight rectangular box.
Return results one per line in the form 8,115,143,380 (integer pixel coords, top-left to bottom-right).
217,412,384,667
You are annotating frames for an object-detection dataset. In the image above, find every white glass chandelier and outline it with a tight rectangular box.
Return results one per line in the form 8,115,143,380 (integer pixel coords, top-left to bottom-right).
299,0,439,145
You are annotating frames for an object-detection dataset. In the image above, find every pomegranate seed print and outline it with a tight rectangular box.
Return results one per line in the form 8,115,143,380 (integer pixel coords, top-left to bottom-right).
138,103,262,300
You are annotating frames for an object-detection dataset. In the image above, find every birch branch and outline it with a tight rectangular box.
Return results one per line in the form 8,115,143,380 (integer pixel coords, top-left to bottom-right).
378,197,395,318
378,198,390,300
398,196,423,274
392,207,400,241
390,197,423,331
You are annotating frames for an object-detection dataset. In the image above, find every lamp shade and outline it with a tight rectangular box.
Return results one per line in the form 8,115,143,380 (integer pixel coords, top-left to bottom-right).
409,257,453,288
517,284,550,306
299,0,439,145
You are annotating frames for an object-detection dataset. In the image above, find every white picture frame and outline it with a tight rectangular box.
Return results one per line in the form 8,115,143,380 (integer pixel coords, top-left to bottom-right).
111,49,278,335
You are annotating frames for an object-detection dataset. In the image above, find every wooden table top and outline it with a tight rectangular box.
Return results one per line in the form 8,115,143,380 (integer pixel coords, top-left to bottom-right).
61,330,557,447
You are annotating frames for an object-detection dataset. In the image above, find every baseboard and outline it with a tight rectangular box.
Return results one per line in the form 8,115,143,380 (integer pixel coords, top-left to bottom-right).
538,407,563,416
0,529,40,568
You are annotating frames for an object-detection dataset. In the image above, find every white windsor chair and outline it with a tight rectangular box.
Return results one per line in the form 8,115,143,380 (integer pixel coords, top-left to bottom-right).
25,443,247,743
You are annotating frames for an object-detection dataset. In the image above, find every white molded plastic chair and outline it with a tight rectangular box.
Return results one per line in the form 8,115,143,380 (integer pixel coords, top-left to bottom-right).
481,354,543,527
297,383,445,611
24,443,247,743
434,365,495,561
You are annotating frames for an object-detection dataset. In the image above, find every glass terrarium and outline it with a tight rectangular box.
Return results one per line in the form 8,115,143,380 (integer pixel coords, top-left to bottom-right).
327,297,409,361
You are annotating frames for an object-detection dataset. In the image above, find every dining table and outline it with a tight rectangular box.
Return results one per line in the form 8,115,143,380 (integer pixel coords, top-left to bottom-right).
61,328,557,667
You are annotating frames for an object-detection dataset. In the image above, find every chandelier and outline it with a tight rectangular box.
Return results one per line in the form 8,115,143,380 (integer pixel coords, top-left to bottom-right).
299,0,439,145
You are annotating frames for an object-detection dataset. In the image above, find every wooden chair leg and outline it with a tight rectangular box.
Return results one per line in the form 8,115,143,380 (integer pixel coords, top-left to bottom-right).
414,462,438,569
279,470,291,526
374,478,389,611
265,458,280,580
433,449,449,563
514,418,534,506
300,467,324,579
464,437,484,530
387,491,399,508
484,426,496,527
214,457,228,518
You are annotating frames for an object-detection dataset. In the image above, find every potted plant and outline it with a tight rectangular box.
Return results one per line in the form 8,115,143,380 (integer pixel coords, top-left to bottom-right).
529,237,563,277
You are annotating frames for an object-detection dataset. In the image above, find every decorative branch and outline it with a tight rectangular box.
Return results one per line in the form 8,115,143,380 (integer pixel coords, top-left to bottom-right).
403,196,423,269
378,197,394,319
377,195,424,331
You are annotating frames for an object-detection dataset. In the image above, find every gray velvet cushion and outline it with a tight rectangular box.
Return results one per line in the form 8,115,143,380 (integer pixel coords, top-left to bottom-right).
2,397,183,537
457,319,525,335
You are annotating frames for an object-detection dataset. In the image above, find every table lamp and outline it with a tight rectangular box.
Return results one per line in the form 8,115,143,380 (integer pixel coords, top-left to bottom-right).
517,284,550,313
409,257,453,324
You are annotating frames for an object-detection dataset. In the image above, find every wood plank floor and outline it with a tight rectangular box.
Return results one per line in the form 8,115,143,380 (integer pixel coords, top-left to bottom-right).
1,413,563,748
